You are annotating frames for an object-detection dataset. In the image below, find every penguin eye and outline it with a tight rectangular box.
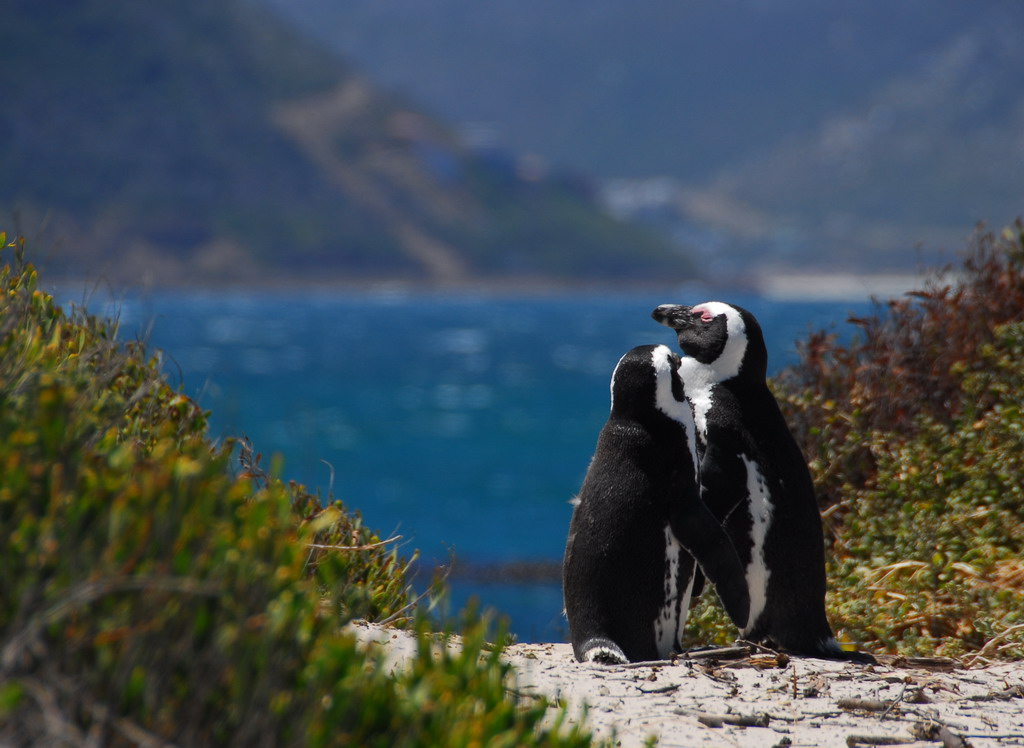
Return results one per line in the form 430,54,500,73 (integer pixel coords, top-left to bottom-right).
694,307,715,323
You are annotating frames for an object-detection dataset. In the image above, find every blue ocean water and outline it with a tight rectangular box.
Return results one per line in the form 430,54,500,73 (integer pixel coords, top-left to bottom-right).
57,287,873,641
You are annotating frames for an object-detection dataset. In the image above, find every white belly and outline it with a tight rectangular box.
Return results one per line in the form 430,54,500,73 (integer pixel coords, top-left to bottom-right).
739,456,774,633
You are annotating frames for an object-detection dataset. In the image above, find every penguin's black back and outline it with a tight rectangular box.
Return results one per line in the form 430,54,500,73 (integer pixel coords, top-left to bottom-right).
564,421,686,661
563,346,695,662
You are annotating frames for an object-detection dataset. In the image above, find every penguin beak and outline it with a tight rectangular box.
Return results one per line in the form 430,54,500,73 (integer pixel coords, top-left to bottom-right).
651,304,693,330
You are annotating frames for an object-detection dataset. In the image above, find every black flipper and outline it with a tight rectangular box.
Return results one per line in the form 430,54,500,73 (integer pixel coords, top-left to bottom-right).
689,568,706,601
668,496,750,629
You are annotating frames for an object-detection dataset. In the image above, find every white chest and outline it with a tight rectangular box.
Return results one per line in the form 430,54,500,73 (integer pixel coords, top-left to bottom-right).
739,455,774,632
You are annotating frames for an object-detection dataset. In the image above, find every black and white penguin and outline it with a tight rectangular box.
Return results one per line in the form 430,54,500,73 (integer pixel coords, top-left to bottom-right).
651,301,853,659
563,344,750,664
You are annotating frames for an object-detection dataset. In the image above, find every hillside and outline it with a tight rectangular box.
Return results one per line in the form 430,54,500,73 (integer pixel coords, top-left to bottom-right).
260,0,1024,272
0,0,683,286
700,9,1024,269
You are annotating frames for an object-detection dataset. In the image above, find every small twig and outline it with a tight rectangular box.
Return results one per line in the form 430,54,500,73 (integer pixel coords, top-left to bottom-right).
838,686,908,720
676,709,770,728
36,671,178,748
616,646,752,668
683,645,752,661
911,720,972,748
237,435,269,489
965,685,1024,702
963,735,1024,741
736,638,786,656
845,734,915,747
838,698,891,712
881,682,909,720
20,676,84,745
506,686,545,702
111,716,178,748
695,665,737,685
375,592,428,627
963,623,1024,667
375,560,453,627
85,699,107,748
320,458,336,499
724,653,791,670
620,659,676,669
878,655,961,671
637,683,680,695
308,535,402,552
772,710,844,722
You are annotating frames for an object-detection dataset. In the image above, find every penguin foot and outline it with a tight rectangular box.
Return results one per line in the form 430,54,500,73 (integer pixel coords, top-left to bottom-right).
813,637,877,664
749,636,877,664
580,638,628,665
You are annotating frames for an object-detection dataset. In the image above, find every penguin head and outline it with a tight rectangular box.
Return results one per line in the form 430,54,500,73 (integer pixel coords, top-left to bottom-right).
608,344,689,423
651,301,767,382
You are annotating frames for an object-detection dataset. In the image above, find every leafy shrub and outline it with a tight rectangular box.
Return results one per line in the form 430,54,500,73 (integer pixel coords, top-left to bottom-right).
775,221,1024,660
777,221,1024,511
0,234,594,746
824,323,1024,658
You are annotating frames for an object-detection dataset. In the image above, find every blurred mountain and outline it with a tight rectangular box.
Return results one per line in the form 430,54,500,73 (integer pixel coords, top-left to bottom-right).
0,0,683,286
694,15,1024,269
259,0,1024,272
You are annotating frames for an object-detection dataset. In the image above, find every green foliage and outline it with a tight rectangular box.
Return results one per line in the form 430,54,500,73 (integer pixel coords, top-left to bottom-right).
681,587,736,650
822,322,1024,659
304,614,592,748
778,221,1024,508
770,221,1024,660
0,235,595,746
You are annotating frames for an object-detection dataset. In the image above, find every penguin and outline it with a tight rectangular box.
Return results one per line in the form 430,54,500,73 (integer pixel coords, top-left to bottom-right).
563,344,750,664
651,301,861,660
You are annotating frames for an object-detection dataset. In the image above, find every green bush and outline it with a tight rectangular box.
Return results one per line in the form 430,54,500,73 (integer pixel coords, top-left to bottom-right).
775,221,1024,660
0,234,594,746
822,323,1024,658
777,221,1024,510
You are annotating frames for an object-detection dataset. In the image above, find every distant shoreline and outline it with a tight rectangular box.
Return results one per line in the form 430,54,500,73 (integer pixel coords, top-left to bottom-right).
756,271,945,301
45,271,939,304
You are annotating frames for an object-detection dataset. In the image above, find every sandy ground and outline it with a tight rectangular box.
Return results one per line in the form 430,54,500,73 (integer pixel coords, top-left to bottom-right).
349,621,1024,747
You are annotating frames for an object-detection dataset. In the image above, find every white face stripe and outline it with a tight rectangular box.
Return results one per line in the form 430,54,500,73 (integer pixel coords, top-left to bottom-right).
650,347,699,658
677,357,713,441
739,455,773,634
676,302,746,441
608,349,632,412
691,301,747,383
651,345,700,469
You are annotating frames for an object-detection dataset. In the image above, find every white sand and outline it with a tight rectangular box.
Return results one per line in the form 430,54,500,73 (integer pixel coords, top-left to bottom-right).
348,621,1024,747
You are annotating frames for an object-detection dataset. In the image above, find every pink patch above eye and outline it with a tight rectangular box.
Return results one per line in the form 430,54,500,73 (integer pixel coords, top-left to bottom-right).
693,306,715,322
